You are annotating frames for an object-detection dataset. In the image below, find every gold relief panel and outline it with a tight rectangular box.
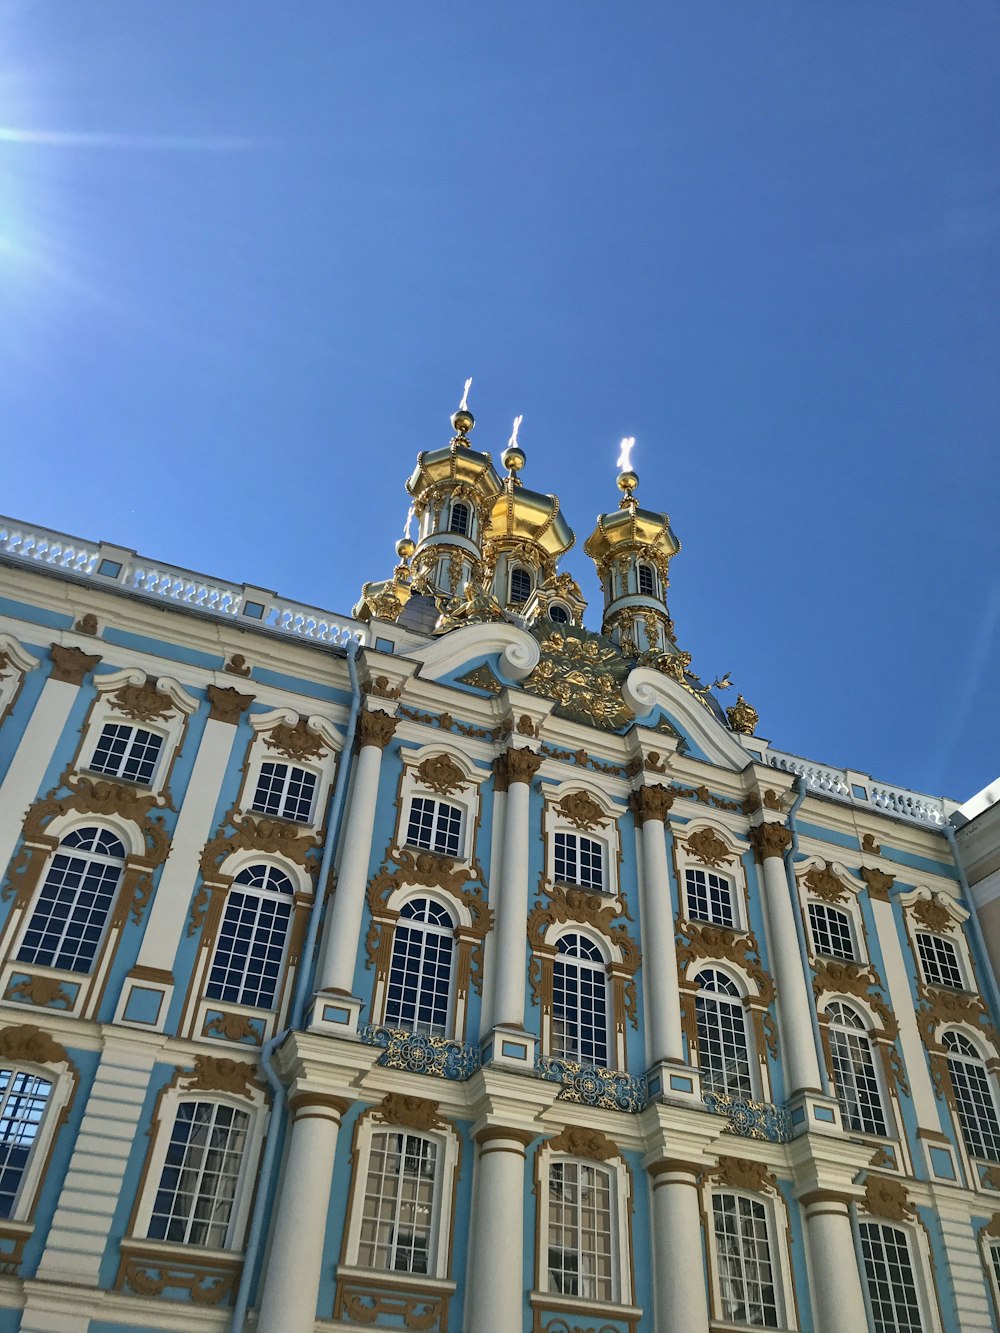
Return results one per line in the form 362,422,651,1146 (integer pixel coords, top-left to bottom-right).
553,790,608,832
179,1054,263,1100
262,717,330,763
373,1092,448,1133
109,678,178,725
684,826,733,870
802,863,849,905
115,1241,242,1307
414,754,467,797
545,1124,621,1162
861,1175,915,1224
334,1277,450,1332
49,643,101,686
710,1155,778,1196
860,866,895,902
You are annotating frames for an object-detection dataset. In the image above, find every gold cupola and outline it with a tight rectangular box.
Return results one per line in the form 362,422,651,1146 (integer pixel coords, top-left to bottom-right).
484,420,576,616
583,445,681,657
405,386,502,600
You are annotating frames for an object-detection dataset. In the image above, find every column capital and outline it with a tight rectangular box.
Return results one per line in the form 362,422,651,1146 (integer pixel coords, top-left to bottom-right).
798,1187,856,1210
647,1157,703,1182
475,1124,536,1150
629,784,675,825
49,643,101,685
288,1091,352,1122
860,865,895,901
356,708,398,752
749,820,793,861
493,747,543,791
206,683,254,724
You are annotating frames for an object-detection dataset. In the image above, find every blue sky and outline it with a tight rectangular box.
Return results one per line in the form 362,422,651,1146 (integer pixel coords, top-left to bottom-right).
1,3,997,802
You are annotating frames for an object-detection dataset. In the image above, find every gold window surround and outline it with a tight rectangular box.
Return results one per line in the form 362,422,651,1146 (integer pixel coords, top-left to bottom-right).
81,667,200,800
233,706,343,836
0,768,170,1023
796,858,872,968
0,634,40,729
671,818,752,933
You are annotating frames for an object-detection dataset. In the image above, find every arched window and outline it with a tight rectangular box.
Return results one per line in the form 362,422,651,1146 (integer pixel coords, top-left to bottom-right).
858,1222,925,1333
147,1100,250,1248
0,1068,53,1219
552,934,609,1068
808,903,856,961
18,827,125,974
943,1030,1000,1161
637,563,656,597
509,567,531,605
205,865,295,1009
549,603,570,624
384,898,455,1037
826,1001,887,1136
695,969,753,1097
448,501,470,537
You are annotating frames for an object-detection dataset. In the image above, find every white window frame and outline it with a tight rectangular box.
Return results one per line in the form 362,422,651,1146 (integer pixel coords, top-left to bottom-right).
542,782,623,902
394,747,485,867
87,721,167,788
382,895,457,1038
550,931,611,1069
636,562,658,597
131,1080,267,1253
684,866,739,929
675,824,748,932
797,857,868,967
694,967,758,1100
553,831,606,894
535,1148,632,1311
509,566,532,605
808,902,859,962
0,1060,74,1224
448,500,472,538
856,1216,942,1333
706,1189,792,1330
942,1028,1000,1163
404,795,465,859
250,759,320,824
204,863,297,1011
80,668,197,797
824,999,892,1139
243,708,341,835
341,1114,460,1282
914,932,967,991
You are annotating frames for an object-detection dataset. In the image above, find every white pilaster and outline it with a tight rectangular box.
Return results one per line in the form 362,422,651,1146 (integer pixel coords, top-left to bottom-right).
35,1031,161,1286
466,1127,531,1333
256,1093,349,1333
631,788,684,1063
314,709,396,999
648,1160,710,1331
490,749,542,1030
754,828,823,1094
799,1191,869,1333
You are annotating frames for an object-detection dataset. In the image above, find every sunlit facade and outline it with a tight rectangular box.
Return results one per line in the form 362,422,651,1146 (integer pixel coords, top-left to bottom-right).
0,402,996,1332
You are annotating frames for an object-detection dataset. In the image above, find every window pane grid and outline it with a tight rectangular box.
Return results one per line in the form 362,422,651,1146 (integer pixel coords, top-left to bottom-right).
510,569,531,604
547,1161,614,1302
712,1193,778,1327
206,865,294,1010
89,723,164,786
946,1054,1000,1161
554,833,604,892
406,798,462,859
449,503,469,536
0,1069,52,1219
829,1022,887,1136
18,836,123,974
808,903,855,960
916,933,963,989
384,899,454,1037
252,763,317,824
147,1101,249,1248
357,1131,437,1274
696,972,753,1097
859,1222,924,1333
552,935,609,1067
686,868,735,927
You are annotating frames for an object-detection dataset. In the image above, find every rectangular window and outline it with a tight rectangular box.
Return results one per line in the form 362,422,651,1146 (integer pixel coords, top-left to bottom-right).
916,933,963,989
406,797,462,858
554,833,604,892
252,762,317,824
808,903,856,960
357,1131,438,1274
0,1069,52,1219
858,1222,925,1333
547,1160,615,1302
147,1101,249,1248
89,723,164,786
686,868,735,927
712,1193,779,1327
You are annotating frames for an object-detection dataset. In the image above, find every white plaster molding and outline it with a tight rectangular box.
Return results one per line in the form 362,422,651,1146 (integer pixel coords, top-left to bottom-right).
402,740,490,785
898,885,971,926
154,676,200,716
93,668,198,715
250,707,301,734
623,668,748,770
94,667,146,693
0,633,39,674
794,853,866,898
403,622,540,683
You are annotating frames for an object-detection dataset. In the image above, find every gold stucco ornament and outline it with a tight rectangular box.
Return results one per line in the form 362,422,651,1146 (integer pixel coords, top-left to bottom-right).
726,693,759,735
523,625,633,731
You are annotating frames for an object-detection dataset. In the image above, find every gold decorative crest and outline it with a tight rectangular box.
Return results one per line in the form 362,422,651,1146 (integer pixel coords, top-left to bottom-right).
110,679,176,724
726,693,759,735
180,1054,261,1099
686,827,732,869
554,791,606,831
415,754,467,797
263,718,329,763
522,627,633,731
546,1124,620,1162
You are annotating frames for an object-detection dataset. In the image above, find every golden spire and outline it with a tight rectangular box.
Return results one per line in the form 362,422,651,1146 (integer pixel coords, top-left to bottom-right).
450,377,475,446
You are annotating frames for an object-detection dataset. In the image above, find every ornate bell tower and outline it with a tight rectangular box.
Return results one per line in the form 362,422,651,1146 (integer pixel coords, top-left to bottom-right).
583,452,681,658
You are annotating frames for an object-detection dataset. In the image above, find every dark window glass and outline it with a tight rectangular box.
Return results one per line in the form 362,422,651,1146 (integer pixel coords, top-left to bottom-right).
206,865,294,1009
18,827,125,973
510,568,531,604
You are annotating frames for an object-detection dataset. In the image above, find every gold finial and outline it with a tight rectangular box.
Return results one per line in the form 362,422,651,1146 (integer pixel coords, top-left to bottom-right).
726,693,759,736
451,377,474,443
396,537,415,562
616,437,638,510
502,414,525,486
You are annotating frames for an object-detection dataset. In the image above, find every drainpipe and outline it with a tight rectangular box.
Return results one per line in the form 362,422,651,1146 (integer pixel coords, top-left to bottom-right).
942,822,1000,1028
231,636,363,1333
782,775,831,1096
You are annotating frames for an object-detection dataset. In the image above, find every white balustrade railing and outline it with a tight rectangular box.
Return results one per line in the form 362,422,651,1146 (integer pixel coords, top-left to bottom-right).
765,746,950,827
0,515,365,649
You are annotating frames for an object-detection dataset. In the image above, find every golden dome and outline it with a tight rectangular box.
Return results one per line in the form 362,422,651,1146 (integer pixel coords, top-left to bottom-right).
485,483,574,563
584,471,680,573
407,442,502,503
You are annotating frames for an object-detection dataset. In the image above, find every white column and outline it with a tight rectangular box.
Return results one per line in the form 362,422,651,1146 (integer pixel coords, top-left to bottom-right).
799,1192,869,1332
631,786,684,1063
467,1127,531,1333
490,749,542,1029
315,708,396,994
648,1161,710,1332
0,646,100,879
256,1093,349,1333
753,825,823,1094
132,686,252,973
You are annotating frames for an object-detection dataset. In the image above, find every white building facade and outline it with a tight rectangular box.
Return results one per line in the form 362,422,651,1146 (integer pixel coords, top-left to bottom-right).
0,404,995,1332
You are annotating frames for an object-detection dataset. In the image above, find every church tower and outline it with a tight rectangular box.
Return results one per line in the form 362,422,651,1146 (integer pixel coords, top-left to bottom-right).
583,449,681,658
